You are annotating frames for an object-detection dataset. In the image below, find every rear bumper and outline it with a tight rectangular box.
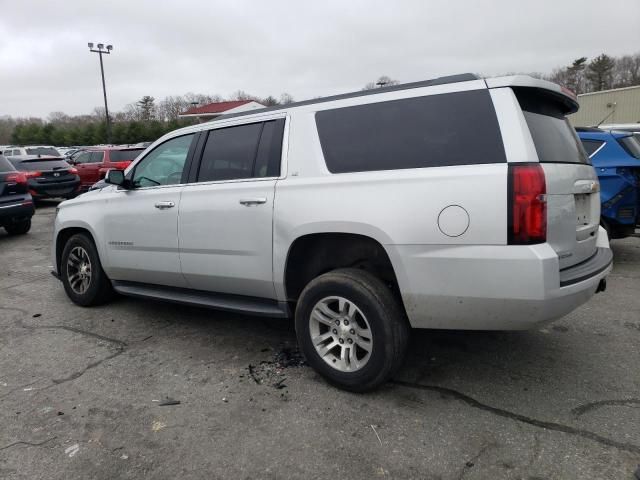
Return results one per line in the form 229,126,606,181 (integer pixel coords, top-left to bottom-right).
0,196,35,225
387,227,612,330
28,178,80,198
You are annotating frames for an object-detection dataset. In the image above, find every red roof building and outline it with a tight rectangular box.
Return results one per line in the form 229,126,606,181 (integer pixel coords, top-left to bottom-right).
179,100,265,121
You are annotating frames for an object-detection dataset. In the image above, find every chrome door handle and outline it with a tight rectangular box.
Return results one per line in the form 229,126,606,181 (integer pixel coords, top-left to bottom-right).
239,198,267,206
154,201,175,209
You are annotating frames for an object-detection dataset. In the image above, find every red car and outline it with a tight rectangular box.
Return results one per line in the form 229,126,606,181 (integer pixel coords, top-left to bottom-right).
71,147,146,191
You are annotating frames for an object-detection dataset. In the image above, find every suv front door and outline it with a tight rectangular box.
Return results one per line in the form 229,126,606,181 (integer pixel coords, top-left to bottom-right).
101,133,196,287
178,119,285,299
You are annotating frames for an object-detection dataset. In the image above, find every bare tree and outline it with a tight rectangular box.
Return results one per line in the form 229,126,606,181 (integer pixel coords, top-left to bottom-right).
613,53,640,88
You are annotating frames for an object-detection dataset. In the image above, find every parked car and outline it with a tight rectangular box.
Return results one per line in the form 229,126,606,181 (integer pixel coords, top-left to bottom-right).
70,147,146,191
8,155,80,200
52,74,612,391
3,146,61,157
577,128,640,238
0,155,34,234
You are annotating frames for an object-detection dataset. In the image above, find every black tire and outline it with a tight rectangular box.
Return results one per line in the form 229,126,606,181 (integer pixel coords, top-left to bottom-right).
295,268,409,392
5,219,31,235
61,233,113,306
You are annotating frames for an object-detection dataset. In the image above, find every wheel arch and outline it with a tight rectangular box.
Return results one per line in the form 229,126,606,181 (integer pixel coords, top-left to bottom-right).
55,225,102,275
281,230,406,313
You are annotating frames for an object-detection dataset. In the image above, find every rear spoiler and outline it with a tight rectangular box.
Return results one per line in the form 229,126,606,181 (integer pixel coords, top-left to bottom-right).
485,75,579,115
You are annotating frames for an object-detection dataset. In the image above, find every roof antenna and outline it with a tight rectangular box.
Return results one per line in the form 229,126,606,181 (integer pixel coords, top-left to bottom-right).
596,102,617,127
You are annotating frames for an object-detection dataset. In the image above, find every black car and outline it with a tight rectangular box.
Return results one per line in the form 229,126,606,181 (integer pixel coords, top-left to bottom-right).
0,155,34,235
8,155,81,200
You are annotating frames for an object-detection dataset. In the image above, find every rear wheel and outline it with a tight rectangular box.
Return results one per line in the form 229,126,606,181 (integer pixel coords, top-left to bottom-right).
295,268,409,392
4,219,31,235
61,233,113,306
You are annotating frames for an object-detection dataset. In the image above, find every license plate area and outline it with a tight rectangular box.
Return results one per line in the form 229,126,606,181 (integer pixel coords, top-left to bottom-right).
575,194,590,226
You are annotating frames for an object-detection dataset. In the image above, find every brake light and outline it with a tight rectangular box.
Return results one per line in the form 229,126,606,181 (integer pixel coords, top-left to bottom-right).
5,172,27,185
24,171,42,179
509,164,547,244
69,167,78,175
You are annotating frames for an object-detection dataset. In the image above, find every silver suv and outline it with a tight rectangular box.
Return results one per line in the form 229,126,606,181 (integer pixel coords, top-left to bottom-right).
52,74,612,391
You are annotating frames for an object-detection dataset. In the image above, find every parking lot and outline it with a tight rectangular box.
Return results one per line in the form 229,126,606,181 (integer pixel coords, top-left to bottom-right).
0,204,638,479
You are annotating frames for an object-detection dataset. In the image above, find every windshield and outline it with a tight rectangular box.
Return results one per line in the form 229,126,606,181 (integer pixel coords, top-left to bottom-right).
25,147,60,156
110,149,145,162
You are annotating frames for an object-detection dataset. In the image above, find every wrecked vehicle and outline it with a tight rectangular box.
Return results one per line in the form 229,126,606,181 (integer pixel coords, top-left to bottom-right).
52,74,612,391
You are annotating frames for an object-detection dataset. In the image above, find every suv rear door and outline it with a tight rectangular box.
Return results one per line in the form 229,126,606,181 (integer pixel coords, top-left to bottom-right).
514,87,600,269
178,118,285,299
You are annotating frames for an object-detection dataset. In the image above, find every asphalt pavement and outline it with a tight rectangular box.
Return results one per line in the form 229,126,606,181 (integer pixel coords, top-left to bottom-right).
1,202,639,479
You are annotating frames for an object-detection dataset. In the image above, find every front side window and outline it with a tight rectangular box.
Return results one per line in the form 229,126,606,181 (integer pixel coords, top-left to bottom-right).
74,152,92,164
132,134,194,188
315,90,506,173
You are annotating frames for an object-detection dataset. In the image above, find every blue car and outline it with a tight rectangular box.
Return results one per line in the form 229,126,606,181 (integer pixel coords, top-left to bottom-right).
577,128,640,238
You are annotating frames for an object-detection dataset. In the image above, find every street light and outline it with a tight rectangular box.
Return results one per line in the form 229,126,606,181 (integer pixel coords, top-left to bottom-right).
88,42,114,143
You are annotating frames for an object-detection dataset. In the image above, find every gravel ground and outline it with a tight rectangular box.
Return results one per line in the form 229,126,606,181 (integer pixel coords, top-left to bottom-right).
1,202,639,479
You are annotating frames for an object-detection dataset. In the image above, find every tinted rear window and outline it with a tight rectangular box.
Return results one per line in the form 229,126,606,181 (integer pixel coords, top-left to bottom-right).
25,147,60,156
580,139,605,157
515,88,589,164
110,149,145,162
0,156,15,172
10,158,70,171
315,89,506,173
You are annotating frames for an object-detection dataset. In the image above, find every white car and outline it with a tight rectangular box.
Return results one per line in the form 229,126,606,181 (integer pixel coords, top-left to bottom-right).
3,145,61,157
52,74,612,391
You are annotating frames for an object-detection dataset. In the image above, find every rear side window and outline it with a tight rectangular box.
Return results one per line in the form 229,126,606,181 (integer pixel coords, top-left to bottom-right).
315,89,506,173
580,139,605,157
618,136,640,159
110,149,145,162
90,151,104,163
515,88,589,164
197,119,284,182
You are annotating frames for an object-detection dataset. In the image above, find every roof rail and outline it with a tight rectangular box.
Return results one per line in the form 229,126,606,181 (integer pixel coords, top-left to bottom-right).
215,73,480,121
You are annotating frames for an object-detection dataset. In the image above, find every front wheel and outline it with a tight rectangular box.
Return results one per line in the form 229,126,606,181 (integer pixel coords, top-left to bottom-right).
61,233,114,306
295,268,409,392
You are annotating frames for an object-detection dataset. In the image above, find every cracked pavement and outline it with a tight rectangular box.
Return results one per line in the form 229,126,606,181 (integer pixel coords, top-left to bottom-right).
1,202,639,479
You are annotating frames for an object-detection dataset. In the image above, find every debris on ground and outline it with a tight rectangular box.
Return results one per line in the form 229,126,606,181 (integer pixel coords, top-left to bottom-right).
158,398,181,406
246,345,306,389
65,444,79,458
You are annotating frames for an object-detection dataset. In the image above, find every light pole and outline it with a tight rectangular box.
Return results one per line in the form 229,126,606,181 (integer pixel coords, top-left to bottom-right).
88,42,113,144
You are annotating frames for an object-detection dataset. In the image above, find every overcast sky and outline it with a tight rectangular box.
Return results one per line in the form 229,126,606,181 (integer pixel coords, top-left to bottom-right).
1,0,639,118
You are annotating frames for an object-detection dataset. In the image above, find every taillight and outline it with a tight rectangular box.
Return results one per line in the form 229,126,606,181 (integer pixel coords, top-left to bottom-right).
509,163,547,244
69,167,78,175
5,172,27,185
112,161,131,170
24,171,42,179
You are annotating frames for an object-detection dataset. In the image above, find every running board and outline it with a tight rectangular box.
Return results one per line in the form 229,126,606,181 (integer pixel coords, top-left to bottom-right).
111,281,290,318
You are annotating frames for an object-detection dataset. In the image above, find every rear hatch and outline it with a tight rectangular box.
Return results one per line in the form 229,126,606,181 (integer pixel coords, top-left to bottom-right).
10,157,76,183
515,87,600,269
0,156,29,204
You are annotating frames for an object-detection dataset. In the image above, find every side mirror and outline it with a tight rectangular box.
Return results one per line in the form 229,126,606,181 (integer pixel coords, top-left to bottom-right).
104,169,127,188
